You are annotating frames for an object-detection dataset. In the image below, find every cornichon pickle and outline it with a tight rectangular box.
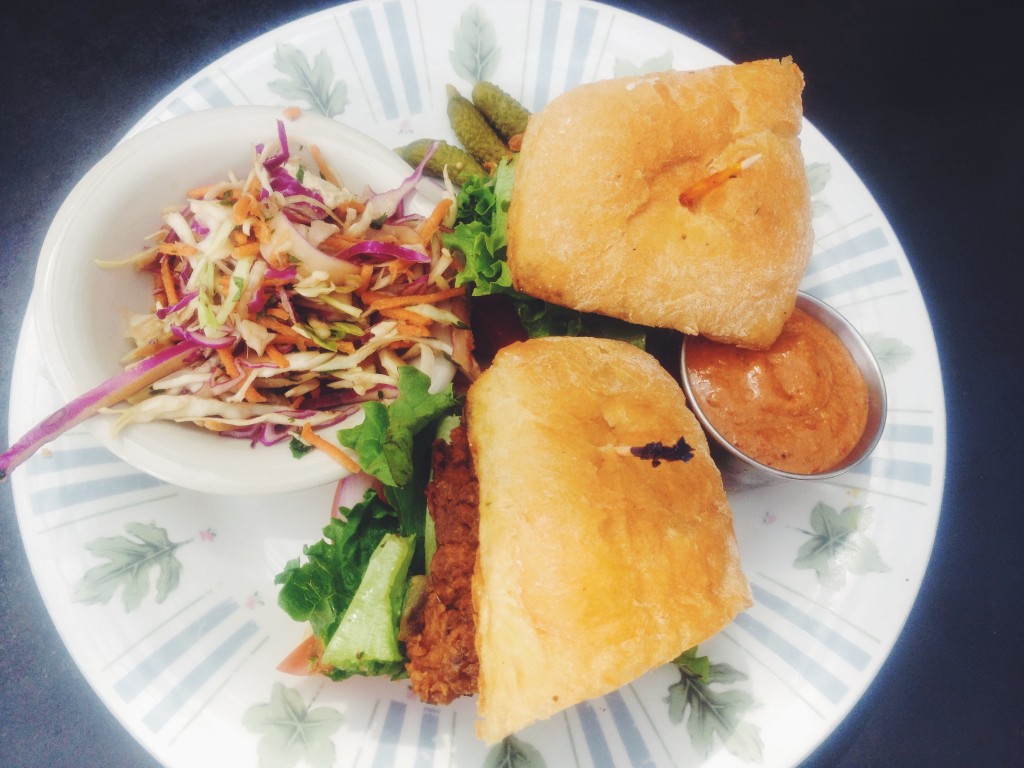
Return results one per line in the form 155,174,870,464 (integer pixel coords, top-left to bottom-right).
446,84,509,167
395,138,486,186
471,80,530,140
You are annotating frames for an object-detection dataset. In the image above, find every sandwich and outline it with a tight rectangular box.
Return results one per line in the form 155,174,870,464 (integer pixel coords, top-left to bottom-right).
507,57,813,350
404,336,751,743
277,57,811,743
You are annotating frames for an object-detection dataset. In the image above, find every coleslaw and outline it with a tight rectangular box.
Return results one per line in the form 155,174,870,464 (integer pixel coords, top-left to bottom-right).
104,122,470,452
0,121,472,479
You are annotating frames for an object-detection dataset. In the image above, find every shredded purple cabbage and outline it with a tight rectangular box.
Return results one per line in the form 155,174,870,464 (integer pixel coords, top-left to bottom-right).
302,384,398,411
207,372,245,397
237,358,279,372
216,406,354,446
275,284,297,322
219,421,295,447
171,325,236,349
265,266,298,281
247,289,269,315
336,240,430,264
156,290,199,319
360,141,437,226
399,275,429,295
263,120,290,170
0,342,201,480
190,218,210,238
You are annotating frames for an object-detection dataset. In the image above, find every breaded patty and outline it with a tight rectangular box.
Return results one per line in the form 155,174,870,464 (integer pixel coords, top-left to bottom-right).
404,424,480,704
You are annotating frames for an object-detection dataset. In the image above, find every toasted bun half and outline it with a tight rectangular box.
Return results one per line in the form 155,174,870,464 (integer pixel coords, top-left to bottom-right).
508,58,812,350
465,336,751,743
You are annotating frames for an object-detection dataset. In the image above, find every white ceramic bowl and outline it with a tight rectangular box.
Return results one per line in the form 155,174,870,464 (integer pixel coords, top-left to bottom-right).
32,106,442,495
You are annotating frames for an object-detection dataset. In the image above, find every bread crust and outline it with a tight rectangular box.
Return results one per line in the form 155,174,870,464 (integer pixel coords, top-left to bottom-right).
466,337,751,743
507,58,812,350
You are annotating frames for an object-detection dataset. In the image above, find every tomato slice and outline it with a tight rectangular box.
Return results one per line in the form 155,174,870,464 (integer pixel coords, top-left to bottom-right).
470,294,528,366
276,633,327,676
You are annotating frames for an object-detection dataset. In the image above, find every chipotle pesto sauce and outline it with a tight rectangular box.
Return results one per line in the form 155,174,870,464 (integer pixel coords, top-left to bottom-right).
685,308,869,474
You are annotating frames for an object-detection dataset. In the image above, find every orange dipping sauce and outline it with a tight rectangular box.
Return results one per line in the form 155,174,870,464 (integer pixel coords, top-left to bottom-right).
684,308,869,474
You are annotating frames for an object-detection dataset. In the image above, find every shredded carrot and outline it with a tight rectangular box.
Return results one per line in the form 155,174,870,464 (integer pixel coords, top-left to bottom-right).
358,289,398,305
266,345,289,369
318,232,361,252
127,337,173,360
160,259,179,306
232,242,261,260
217,348,240,378
252,218,271,243
355,264,374,296
395,322,434,337
186,184,215,199
258,316,313,348
386,259,414,285
201,419,238,432
258,316,295,334
265,306,292,321
339,199,366,215
242,384,267,403
301,423,361,473
382,224,423,246
417,197,452,245
282,106,302,121
157,242,197,258
379,307,433,325
290,383,318,409
261,275,295,287
679,157,755,208
152,272,167,308
368,286,465,312
232,194,256,225
309,144,341,187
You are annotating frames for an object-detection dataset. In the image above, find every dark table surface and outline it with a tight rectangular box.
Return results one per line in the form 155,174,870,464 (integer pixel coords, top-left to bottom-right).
2,1,1021,766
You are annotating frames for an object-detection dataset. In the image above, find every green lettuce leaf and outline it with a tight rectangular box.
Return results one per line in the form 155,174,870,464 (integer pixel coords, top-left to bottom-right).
274,489,398,642
513,296,648,347
335,366,459,488
334,366,459,576
320,533,415,680
380,422,436,574
444,159,516,296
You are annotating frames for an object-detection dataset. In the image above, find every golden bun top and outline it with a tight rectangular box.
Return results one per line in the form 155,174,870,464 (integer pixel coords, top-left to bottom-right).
466,336,751,743
508,58,813,350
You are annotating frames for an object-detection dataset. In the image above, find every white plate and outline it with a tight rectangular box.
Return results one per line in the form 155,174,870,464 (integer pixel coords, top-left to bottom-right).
9,1,945,766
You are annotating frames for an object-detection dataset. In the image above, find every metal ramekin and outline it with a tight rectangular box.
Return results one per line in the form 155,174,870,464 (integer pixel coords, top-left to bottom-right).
680,292,887,490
